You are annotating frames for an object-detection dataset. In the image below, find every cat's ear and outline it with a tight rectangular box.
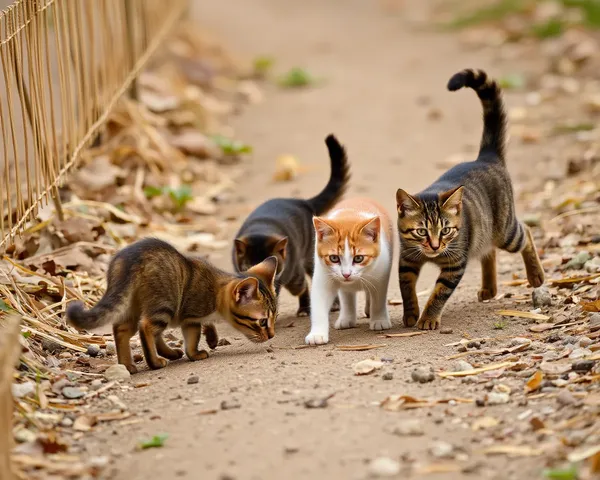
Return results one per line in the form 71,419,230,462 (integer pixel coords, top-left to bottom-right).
271,236,288,260
359,216,380,243
248,256,278,287
439,186,464,216
234,238,247,257
313,217,335,241
233,277,259,305
396,189,420,217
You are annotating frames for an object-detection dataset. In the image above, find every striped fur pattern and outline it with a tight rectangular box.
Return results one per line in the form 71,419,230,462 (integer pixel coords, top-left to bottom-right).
233,134,351,317
67,238,278,373
396,69,544,330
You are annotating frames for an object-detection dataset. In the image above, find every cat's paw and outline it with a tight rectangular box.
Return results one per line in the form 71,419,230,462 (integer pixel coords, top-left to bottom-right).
477,288,496,302
416,315,440,330
188,350,209,361
148,358,168,370
527,267,545,288
403,313,419,328
297,305,310,317
330,298,340,312
334,316,357,330
161,348,184,360
305,331,329,345
370,317,392,331
123,363,138,374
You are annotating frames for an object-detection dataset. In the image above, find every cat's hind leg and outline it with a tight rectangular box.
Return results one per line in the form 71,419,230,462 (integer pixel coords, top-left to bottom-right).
156,335,184,361
139,313,171,369
113,319,138,374
500,221,544,288
285,270,311,317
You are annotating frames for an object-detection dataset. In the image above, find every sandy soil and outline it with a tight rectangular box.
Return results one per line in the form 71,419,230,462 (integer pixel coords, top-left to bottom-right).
85,1,555,479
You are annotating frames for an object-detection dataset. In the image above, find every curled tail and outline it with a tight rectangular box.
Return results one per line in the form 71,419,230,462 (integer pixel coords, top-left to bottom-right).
447,69,507,164
66,300,113,330
306,134,351,215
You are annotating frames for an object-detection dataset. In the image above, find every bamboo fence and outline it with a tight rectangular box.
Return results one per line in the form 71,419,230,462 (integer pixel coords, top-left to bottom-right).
0,0,189,248
0,315,21,480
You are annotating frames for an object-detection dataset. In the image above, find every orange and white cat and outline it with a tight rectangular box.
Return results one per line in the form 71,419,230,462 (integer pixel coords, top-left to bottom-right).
305,198,394,345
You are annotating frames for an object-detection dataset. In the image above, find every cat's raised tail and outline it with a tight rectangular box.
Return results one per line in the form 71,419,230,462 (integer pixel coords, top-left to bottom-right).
66,286,126,330
307,134,351,215
447,69,507,164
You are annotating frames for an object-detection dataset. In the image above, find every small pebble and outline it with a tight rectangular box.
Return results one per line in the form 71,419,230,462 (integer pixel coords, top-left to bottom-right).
187,376,200,385
62,386,85,399
382,372,394,381
41,338,62,354
452,360,474,372
12,381,35,399
440,327,453,334
103,364,131,382
368,457,401,477
411,365,435,383
579,336,593,348
467,341,481,349
557,390,577,406
221,400,241,410
90,379,103,391
133,353,143,363
59,352,72,359
392,419,424,437
14,428,37,443
589,313,600,332
457,345,468,353
218,338,232,346
250,378,263,387
60,417,74,428
87,344,100,357
486,392,510,405
105,341,116,355
429,441,454,459
532,286,552,308
570,348,592,360
510,337,531,347
572,360,595,372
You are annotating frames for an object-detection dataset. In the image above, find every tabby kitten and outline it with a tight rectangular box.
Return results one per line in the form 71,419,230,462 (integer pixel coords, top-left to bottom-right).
396,69,545,330
67,238,278,373
306,198,394,345
233,135,350,316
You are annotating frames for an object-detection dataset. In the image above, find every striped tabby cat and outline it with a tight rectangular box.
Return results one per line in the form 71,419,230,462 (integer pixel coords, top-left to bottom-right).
396,68,545,330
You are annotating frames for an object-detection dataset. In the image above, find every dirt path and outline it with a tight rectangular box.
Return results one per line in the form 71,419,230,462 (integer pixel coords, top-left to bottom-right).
88,2,551,479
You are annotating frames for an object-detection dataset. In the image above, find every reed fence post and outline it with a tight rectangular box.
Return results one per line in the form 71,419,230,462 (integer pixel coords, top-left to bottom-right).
124,0,138,100
0,315,22,480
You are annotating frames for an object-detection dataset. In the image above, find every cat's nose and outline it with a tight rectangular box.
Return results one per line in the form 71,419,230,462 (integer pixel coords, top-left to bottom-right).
430,242,440,251
342,272,351,279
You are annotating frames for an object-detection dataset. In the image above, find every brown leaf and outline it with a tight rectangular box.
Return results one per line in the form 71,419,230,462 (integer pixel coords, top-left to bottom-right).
380,331,427,338
438,361,515,378
352,359,384,375
582,299,600,312
37,432,69,454
273,155,300,182
497,310,550,321
550,273,600,287
169,130,219,158
55,217,98,243
73,415,98,432
530,416,545,431
337,344,387,351
525,371,544,393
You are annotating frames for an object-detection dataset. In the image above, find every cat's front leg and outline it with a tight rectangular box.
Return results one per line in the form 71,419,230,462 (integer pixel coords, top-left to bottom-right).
334,290,357,329
398,258,422,327
305,269,336,345
369,267,392,331
417,263,466,330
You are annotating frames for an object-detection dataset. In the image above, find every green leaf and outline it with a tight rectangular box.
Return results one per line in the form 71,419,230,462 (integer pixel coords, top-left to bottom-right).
531,19,565,39
499,73,525,90
493,321,507,330
166,185,194,210
253,56,275,76
21,331,31,339
211,135,253,156
143,186,164,199
543,465,578,480
278,67,315,88
0,299,12,312
446,0,530,29
553,122,595,134
139,434,168,450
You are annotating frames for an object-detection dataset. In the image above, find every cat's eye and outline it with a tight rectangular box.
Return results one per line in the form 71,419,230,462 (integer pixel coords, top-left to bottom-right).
353,255,364,264
259,318,268,328
329,255,340,263
441,227,452,235
416,228,428,236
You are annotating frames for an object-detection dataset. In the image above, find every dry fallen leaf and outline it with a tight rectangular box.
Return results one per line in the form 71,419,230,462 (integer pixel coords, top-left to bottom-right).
497,309,550,321
481,445,543,457
352,359,384,375
379,331,427,338
337,344,387,351
567,444,600,463
529,323,557,333
73,415,98,432
438,361,515,378
273,154,301,182
472,416,499,431
525,371,544,393
381,395,472,411
582,299,600,312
